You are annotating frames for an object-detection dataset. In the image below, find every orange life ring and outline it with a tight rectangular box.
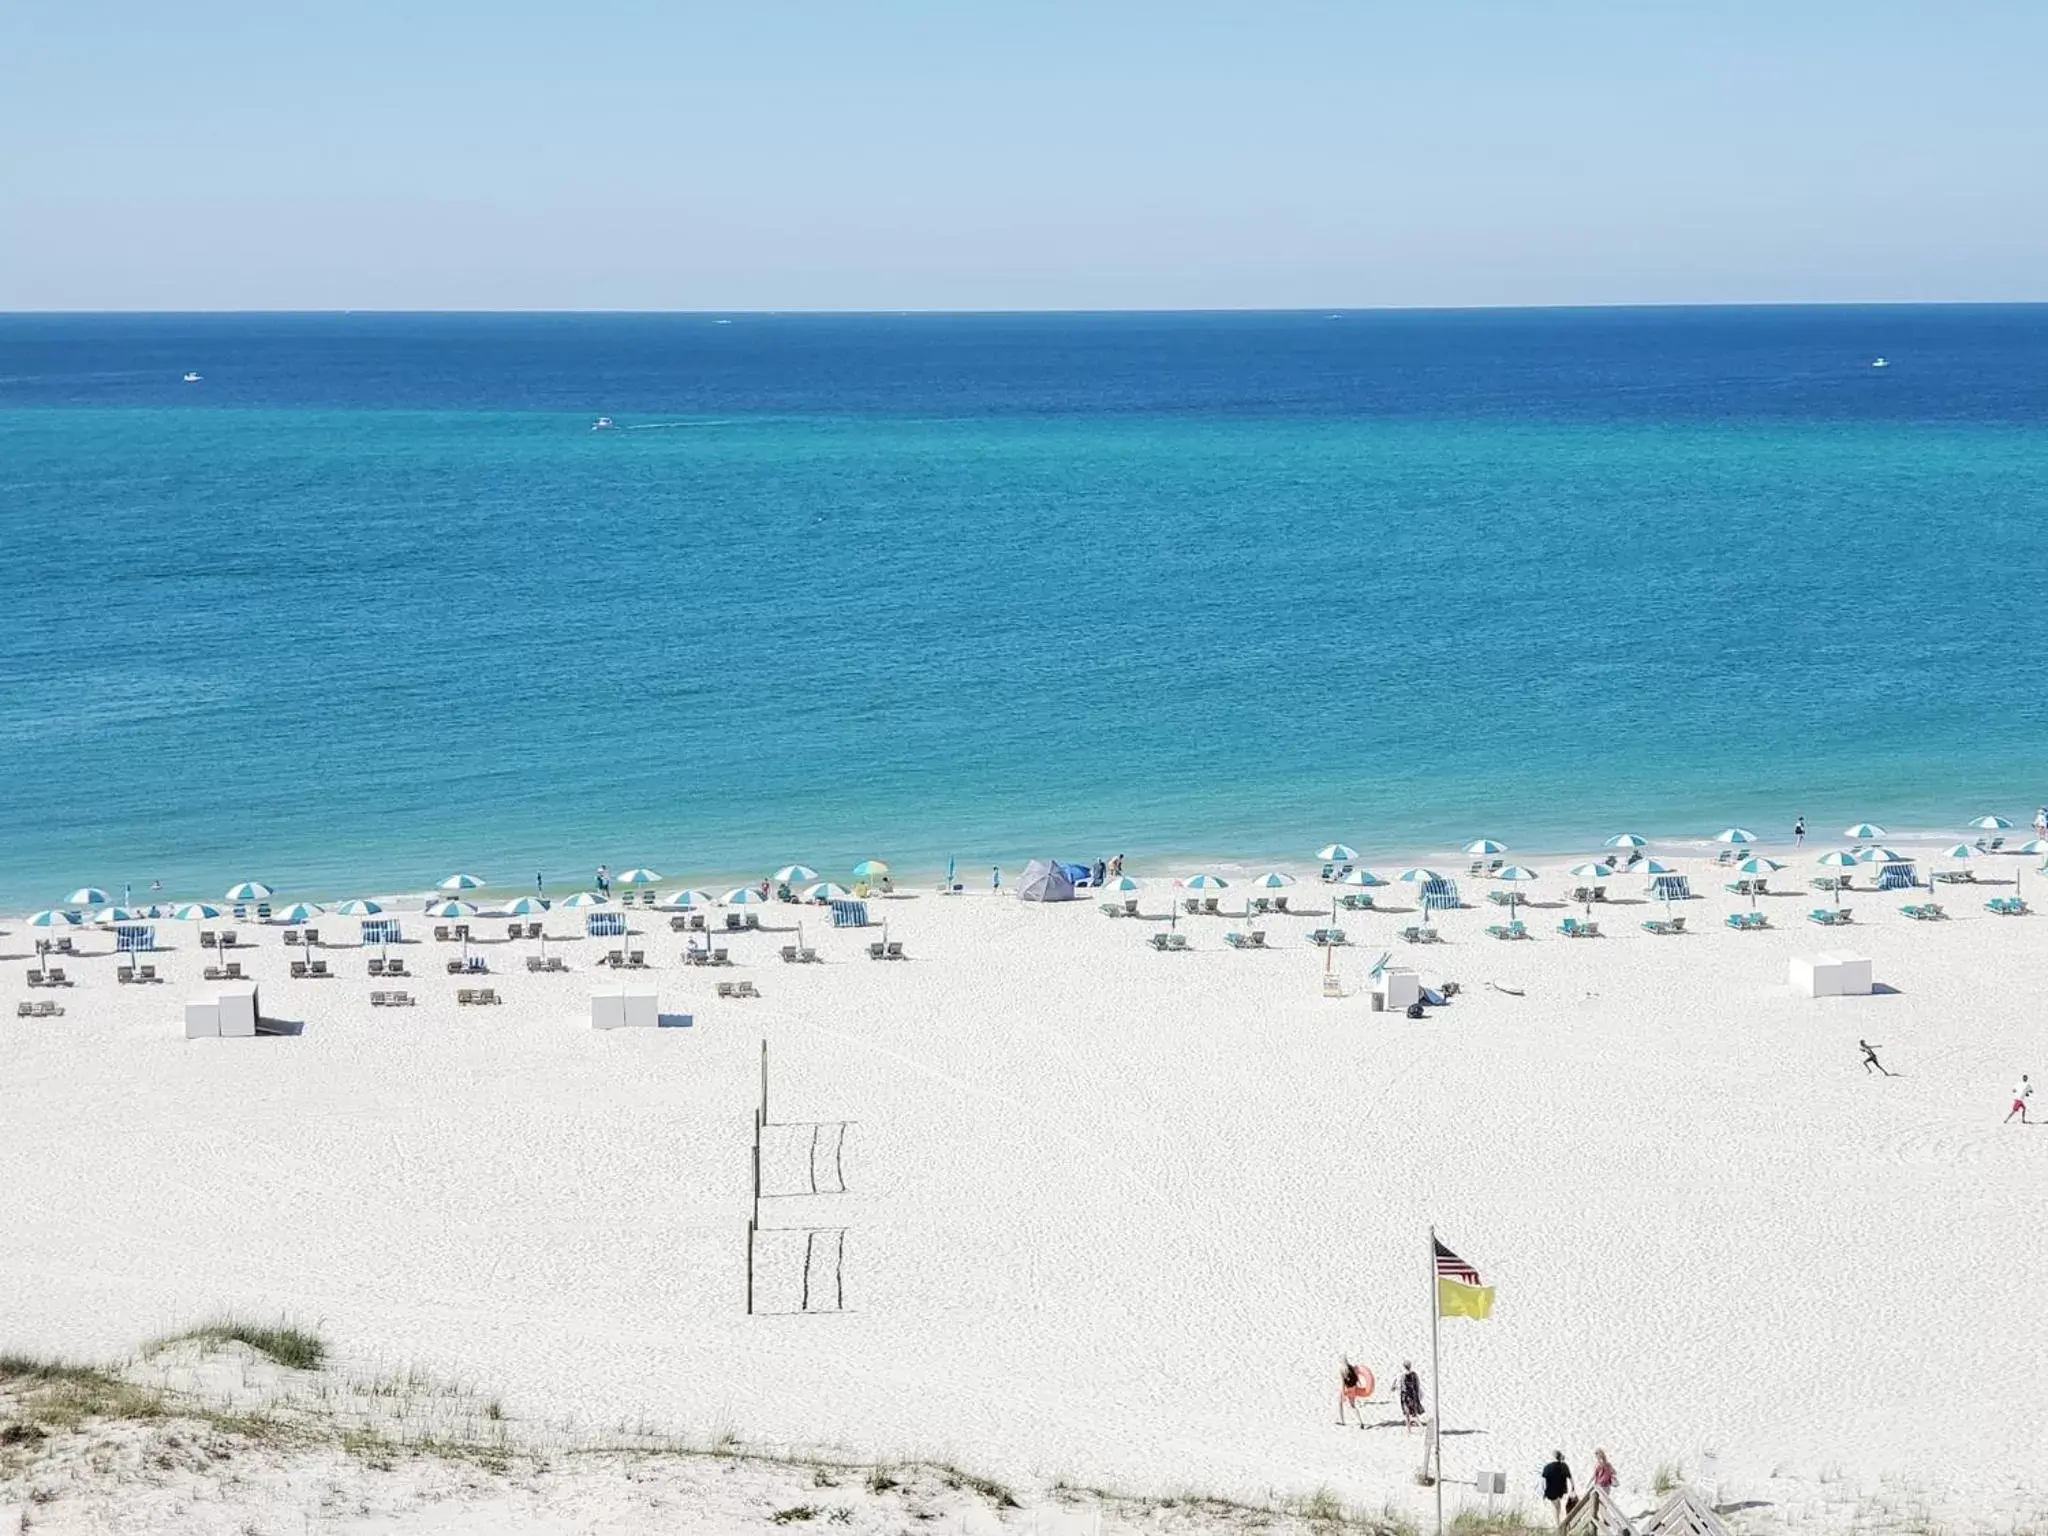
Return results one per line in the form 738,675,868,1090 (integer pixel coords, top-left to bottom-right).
1342,1365,1376,1399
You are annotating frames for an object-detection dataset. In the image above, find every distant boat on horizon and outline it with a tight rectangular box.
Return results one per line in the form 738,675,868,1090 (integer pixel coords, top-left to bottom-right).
592,416,615,430
182,371,201,382
1871,357,1889,368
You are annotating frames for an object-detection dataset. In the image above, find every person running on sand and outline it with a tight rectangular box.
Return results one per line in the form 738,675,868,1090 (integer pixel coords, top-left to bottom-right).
1541,1452,1575,1524
2008,1074,2033,1124
1860,1040,1890,1076
1398,1362,1424,1430
1591,1450,1617,1491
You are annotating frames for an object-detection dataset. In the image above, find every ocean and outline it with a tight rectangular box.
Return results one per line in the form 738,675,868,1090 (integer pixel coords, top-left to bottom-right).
3,307,2046,907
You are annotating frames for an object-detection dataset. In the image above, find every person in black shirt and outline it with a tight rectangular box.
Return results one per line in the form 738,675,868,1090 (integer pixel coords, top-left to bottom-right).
1398,1362,1424,1430
1542,1452,1575,1524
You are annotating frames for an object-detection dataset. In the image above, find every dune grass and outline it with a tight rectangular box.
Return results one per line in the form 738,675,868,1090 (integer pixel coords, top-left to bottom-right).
152,1317,326,1371
0,1352,166,1433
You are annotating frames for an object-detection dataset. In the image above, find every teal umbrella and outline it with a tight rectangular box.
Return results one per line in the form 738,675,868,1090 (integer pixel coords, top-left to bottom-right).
334,899,382,917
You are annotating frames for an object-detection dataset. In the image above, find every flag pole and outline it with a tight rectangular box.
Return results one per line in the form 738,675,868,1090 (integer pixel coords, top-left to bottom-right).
1429,1224,1443,1536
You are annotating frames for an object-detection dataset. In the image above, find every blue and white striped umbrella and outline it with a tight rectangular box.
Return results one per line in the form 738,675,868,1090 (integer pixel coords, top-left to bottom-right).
773,865,818,883
272,902,324,924
1251,872,1296,889
662,889,715,909
1182,873,1229,890
1816,850,1859,868
1493,865,1539,882
92,906,144,923
1641,859,1676,875
614,867,662,886
439,872,486,891
172,902,224,920
1843,822,1887,841
1736,857,1785,875
1339,868,1386,887
1395,868,1445,884
1604,833,1648,849
1567,861,1614,879
852,859,891,879
1855,846,1908,864
1941,844,1974,861
1714,829,1757,845
805,881,853,902
29,909,82,928
334,899,383,917
559,891,610,908
2019,838,2048,856
501,896,550,917
1105,875,1143,893
423,899,477,919
1463,839,1507,856
723,886,770,905
66,887,109,907
224,881,274,902
1317,843,1358,863
1968,814,2014,831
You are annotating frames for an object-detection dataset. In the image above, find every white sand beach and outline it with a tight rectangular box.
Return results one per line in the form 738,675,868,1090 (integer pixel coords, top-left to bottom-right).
5,842,2046,1533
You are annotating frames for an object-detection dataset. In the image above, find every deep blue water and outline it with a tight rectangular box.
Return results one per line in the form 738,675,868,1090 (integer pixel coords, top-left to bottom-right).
3,308,2046,906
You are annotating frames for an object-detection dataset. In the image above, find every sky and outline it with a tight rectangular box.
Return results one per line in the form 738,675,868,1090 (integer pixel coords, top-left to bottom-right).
3,0,2045,311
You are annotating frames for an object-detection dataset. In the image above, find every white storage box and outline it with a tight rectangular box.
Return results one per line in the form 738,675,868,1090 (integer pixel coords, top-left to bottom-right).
590,985,626,1031
216,980,259,1037
621,983,658,1028
1371,968,1421,1012
184,996,221,1039
1822,950,1872,996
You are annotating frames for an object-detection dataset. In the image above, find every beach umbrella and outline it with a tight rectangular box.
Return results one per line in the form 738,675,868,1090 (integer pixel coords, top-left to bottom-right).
1251,872,1296,889
1105,874,1142,893
66,887,109,907
272,902,323,925
502,896,550,915
2019,839,2048,856
28,909,80,928
334,899,382,917
1183,873,1229,889
773,865,818,884
1641,859,1675,875
92,906,143,923
1941,843,1974,861
424,898,478,960
1317,843,1357,864
172,902,224,921
1816,850,1858,866
224,881,273,903
1463,839,1507,856
723,886,769,905
1730,855,1784,907
615,867,661,886
1968,815,2013,831
662,888,714,909
438,872,485,891
805,881,853,902
852,859,890,879
1493,864,1537,917
1394,868,1444,883
559,890,610,908
1566,861,1612,913
1604,833,1647,850
1714,828,1756,845
1843,823,1887,841
1339,868,1386,887
1854,846,1907,865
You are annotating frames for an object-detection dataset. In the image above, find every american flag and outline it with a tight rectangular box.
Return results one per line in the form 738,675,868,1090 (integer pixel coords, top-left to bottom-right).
1434,1238,1482,1285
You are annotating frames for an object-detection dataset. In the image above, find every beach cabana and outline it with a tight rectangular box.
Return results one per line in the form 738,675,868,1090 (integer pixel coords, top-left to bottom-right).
1018,859,1077,902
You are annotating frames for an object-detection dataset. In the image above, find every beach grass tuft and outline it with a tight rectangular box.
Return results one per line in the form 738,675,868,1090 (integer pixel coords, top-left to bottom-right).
1652,1460,1684,1495
0,1353,166,1433
769,1505,820,1524
154,1316,326,1371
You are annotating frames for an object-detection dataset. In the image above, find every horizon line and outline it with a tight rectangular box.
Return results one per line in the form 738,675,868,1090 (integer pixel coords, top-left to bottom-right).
6,299,2047,319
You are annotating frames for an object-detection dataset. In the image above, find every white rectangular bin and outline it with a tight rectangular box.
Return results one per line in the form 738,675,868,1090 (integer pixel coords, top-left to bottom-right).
590,985,626,1031
621,983,658,1028
216,980,259,1037
184,996,221,1039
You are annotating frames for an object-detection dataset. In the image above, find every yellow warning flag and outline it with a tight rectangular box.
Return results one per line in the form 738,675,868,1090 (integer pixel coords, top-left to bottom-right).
1437,1276,1496,1320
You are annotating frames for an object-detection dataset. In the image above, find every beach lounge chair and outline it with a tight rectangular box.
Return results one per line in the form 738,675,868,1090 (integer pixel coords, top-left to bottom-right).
309,959,330,978
386,958,409,976
671,915,691,932
725,913,743,931
368,958,387,976
479,987,501,1004
456,988,476,1004
1248,930,1268,947
1487,921,1529,940
1309,928,1347,946
218,930,237,948
781,945,800,962
627,949,646,968
117,965,136,984
1273,895,1291,912
526,956,547,971
885,941,905,959
1976,835,2006,852
1714,848,1737,865
1198,897,1218,916
38,1000,62,1016
716,981,737,998
1167,932,1190,950
1249,896,1271,915
222,962,242,979
1181,897,1201,915
232,904,248,920
290,960,310,979
1988,896,2030,915
1224,930,1253,949
798,947,818,963
547,956,567,971
1808,907,1853,925
16,1001,31,1016
434,925,450,942
1558,917,1584,937
1642,918,1675,935
369,991,388,1006
713,947,730,965
255,903,272,921
867,941,887,960
139,964,158,982
736,980,759,998
284,929,301,947
203,965,224,981
199,930,217,948
745,912,762,930
304,928,321,946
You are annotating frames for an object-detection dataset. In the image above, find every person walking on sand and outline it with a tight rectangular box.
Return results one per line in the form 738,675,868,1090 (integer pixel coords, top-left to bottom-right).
1793,816,1806,849
1398,1361,1424,1430
1542,1452,1575,1525
1336,1357,1371,1427
1591,1449,1617,1493
2008,1074,2033,1124
1860,1039,1891,1076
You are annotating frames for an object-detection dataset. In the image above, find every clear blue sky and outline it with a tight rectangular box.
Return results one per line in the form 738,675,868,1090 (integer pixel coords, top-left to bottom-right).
5,0,2043,310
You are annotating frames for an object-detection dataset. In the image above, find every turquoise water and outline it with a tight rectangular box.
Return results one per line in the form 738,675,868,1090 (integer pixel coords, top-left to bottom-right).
4,310,2047,906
